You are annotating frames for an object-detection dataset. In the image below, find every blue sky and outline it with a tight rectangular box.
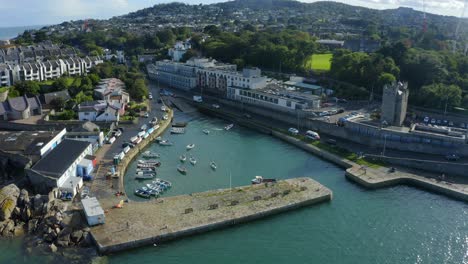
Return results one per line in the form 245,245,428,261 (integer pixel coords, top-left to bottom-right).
0,0,466,27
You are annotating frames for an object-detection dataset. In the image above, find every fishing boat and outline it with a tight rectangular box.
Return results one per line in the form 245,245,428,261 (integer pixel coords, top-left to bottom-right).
172,122,187,127
170,127,185,134
137,163,160,168
155,136,162,142
135,173,156,180
179,155,187,162
189,156,197,165
203,129,210,135
138,159,159,164
251,176,277,185
186,144,195,150
134,189,151,199
210,161,217,170
136,168,155,173
141,187,158,196
142,151,160,159
177,165,187,174
159,140,173,146
224,124,234,131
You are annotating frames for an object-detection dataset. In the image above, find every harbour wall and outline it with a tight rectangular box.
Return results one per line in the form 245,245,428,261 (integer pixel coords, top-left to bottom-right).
196,105,468,202
115,109,173,192
91,178,332,254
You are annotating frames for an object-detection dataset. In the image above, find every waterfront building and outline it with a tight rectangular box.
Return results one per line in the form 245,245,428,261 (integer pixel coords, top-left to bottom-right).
199,67,268,96
0,128,67,164
227,84,321,113
284,76,329,96
0,95,42,120
149,60,198,91
27,139,93,195
381,82,409,126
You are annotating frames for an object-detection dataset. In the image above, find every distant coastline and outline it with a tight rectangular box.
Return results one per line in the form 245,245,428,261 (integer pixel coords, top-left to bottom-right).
0,25,47,40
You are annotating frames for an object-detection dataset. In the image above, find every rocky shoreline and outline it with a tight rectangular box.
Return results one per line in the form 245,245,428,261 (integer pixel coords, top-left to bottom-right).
0,183,99,260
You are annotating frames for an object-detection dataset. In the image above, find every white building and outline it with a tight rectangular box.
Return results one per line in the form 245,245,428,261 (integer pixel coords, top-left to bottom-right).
82,197,105,226
78,100,120,122
168,40,191,62
0,64,13,87
28,139,93,196
104,49,125,64
41,60,64,81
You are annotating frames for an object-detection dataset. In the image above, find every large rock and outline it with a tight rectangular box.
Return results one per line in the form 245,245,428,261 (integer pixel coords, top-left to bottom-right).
0,184,20,221
56,239,69,247
79,231,93,247
32,195,44,215
71,230,83,243
21,207,31,222
17,189,29,208
49,243,57,253
27,219,38,234
1,220,14,236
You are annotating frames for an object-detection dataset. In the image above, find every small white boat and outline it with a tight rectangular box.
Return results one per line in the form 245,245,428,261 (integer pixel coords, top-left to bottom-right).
177,165,187,174
170,127,185,134
143,151,160,159
180,155,187,162
189,157,197,165
224,124,234,131
210,161,217,170
162,114,169,120
203,129,210,135
159,140,173,146
186,144,195,150
161,105,167,112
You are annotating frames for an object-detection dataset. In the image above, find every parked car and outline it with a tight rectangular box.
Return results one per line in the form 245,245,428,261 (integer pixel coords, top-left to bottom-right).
326,139,337,145
423,116,430,123
445,154,461,161
288,128,299,135
436,119,442,125
114,130,122,137
143,112,149,118
305,130,320,140
337,109,345,114
442,120,448,126
448,121,454,127
430,118,436,124
149,95,153,100
460,123,466,129
212,104,220,109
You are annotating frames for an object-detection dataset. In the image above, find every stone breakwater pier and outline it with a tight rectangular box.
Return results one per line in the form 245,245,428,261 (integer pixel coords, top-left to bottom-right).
91,177,332,254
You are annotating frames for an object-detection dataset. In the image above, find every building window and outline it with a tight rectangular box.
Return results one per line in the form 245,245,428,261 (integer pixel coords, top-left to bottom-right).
286,101,291,107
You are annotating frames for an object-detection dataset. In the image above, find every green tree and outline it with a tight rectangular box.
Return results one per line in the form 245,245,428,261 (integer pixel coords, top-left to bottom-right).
419,83,462,109
52,77,71,91
49,97,66,111
75,91,93,104
14,81,40,96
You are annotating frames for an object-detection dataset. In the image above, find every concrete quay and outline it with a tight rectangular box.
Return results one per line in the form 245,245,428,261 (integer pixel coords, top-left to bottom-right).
90,177,332,254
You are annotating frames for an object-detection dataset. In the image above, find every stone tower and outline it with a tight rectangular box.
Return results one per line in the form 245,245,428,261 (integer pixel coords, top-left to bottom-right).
381,82,409,126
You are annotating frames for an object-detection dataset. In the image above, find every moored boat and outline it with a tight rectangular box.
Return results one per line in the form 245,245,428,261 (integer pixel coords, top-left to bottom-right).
170,127,185,134
142,151,160,159
189,156,197,165
186,144,195,150
224,124,234,131
177,165,187,174
203,129,210,135
172,122,187,127
210,161,217,170
137,163,160,168
179,155,187,162
251,176,277,185
134,189,151,198
159,140,173,146
135,173,156,180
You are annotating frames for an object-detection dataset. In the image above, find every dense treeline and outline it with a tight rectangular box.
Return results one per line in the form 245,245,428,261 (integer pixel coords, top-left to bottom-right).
200,28,318,73
329,42,468,109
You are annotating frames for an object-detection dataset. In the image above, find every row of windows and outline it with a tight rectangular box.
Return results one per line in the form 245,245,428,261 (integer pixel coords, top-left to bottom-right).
348,126,461,147
239,90,279,104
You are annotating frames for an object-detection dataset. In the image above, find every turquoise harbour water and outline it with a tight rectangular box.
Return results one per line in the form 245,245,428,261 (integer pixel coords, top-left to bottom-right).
0,112,466,263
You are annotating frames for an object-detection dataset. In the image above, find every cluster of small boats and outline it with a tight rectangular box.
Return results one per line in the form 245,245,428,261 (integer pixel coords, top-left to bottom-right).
134,179,172,199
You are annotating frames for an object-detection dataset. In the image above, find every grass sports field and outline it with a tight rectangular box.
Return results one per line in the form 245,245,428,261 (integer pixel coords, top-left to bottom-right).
305,53,332,71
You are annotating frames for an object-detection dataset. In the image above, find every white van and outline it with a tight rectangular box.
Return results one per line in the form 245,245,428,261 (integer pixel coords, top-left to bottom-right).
306,130,320,140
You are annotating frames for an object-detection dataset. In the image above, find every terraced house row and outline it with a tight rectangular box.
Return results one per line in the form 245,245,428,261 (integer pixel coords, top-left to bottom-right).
0,56,103,87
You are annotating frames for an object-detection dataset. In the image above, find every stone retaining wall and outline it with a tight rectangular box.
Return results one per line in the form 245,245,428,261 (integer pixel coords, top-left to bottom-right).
115,109,173,193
